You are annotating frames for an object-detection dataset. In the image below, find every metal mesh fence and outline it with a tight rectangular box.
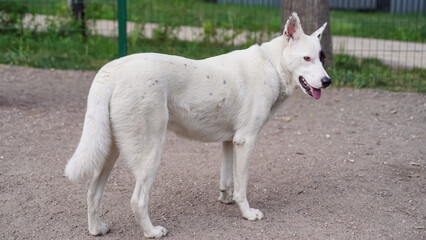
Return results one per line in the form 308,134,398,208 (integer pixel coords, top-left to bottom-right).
0,0,424,92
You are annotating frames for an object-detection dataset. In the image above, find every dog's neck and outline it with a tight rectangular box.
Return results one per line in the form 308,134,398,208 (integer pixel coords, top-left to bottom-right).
259,36,297,98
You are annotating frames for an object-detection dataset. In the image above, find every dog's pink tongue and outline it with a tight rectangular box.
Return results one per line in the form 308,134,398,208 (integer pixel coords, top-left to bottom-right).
311,87,321,100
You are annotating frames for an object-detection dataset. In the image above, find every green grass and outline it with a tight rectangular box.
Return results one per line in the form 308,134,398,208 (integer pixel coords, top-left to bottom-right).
0,1,424,92
1,0,425,42
0,31,424,92
0,30,249,70
330,55,425,93
0,31,114,70
330,11,425,42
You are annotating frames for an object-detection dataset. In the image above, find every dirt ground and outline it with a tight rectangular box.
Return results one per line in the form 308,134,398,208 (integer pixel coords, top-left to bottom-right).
0,64,425,240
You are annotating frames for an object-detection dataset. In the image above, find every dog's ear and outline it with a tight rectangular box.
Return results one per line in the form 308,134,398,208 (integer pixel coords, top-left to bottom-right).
311,22,327,40
283,12,304,43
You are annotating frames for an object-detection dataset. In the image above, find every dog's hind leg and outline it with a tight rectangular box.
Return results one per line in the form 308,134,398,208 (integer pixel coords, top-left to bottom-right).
112,101,169,239
87,143,119,235
128,127,168,238
218,141,234,204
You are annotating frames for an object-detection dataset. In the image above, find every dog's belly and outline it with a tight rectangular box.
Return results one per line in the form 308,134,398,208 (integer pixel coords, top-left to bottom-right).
167,120,234,142
167,101,236,142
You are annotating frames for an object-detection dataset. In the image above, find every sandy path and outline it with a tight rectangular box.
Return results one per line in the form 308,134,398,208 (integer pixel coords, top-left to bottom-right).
0,64,425,239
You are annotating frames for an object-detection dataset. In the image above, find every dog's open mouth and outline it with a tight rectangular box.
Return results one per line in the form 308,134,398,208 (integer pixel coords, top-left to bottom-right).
299,76,321,100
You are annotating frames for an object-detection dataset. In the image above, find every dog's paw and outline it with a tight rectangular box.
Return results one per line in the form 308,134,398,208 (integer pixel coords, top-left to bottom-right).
144,225,168,239
89,222,109,235
242,208,264,221
218,191,234,204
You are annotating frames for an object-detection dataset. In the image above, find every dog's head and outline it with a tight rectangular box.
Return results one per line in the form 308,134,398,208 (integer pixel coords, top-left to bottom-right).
282,13,331,100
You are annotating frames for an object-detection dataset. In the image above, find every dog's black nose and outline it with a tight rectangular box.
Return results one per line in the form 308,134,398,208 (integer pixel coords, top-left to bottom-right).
321,77,332,88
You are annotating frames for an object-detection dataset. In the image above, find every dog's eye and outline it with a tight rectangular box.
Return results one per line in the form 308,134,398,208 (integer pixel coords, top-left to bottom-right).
303,56,311,62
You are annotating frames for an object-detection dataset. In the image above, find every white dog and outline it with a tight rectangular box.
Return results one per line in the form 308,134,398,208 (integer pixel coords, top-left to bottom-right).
65,12,331,238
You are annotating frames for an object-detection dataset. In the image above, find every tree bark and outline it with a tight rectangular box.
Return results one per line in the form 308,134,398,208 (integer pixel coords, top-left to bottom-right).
70,0,86,37
281,0,333,67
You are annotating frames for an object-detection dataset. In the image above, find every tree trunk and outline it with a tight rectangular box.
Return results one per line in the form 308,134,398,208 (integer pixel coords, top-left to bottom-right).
70,0,86,38
281,0,333,67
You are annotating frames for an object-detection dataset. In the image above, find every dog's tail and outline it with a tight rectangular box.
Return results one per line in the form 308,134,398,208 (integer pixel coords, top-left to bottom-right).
64,67,115,182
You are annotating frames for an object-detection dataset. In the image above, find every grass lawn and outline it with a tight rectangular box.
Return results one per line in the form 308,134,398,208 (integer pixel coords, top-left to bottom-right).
330,11,425,43
0,1,424,93
1,0,425,42
0,30,249,70
0,31,424,92
331,55,425,92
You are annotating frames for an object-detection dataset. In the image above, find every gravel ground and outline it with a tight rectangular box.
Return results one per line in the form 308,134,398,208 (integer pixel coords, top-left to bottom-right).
0,64,425,239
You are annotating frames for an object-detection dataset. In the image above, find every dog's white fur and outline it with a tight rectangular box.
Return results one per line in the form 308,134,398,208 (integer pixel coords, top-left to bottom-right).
65,13,330,238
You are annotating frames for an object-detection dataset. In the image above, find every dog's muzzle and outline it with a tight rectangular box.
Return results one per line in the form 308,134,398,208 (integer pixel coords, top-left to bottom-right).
299,76,332,100
299,76,321,100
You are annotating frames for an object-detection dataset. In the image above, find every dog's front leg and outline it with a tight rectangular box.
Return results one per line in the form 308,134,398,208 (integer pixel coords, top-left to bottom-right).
232,135,264,221
218,141,234,204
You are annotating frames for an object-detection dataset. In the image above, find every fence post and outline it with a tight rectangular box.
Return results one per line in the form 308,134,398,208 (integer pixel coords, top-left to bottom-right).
117,0,127,57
